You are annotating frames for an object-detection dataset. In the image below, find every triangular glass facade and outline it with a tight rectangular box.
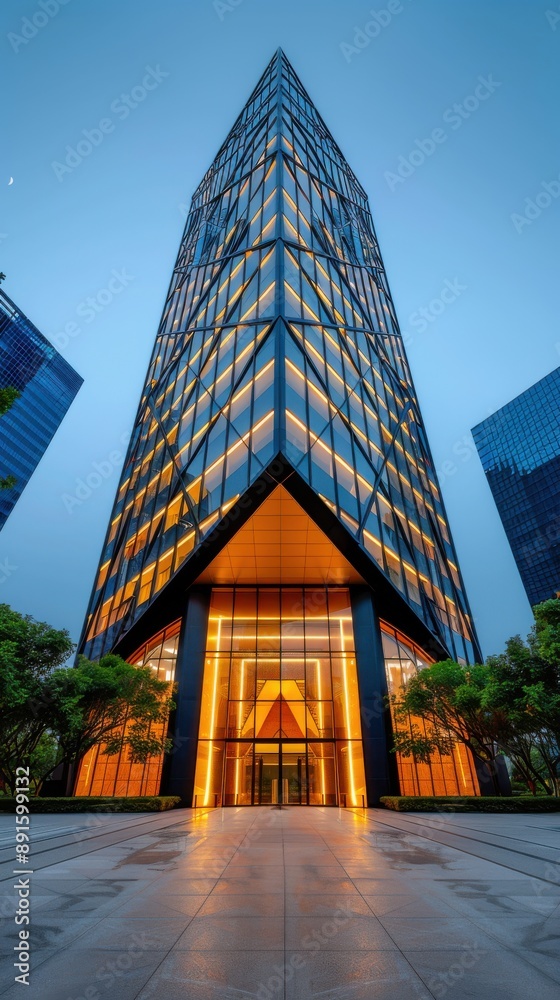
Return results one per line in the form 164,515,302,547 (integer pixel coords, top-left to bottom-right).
76,51,483,805
81,51,478,667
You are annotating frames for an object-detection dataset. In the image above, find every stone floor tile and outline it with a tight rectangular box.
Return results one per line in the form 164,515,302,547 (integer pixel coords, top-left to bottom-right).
285,893,372,917
173,915,285,951
0,948,168,1000
285,915,398,951
378,915,489,950
404,947,560,1000
2,808,559,998
135,950,287,1000
363,895,459,918
284,949,432,1000
197,892,285,917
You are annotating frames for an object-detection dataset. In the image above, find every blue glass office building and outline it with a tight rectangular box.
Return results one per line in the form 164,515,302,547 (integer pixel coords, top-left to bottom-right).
74,51,484,805
472,367,560,607
0,289,83,529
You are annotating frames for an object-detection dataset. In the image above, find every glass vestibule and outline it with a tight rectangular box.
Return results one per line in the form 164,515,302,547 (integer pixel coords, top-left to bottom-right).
193,587,366,806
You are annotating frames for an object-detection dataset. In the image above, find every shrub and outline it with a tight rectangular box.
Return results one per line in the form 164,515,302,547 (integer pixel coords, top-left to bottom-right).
0,796,181,813
379,795,560,812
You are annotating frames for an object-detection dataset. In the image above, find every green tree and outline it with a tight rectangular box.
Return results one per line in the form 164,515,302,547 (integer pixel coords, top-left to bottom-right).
0,605,174,794
0,604,74,792
28,733,59,794
43,654,174,794
391,659,508,793
0,386,20,489
0,387,19,417
391,600,560,797
483,602,560,795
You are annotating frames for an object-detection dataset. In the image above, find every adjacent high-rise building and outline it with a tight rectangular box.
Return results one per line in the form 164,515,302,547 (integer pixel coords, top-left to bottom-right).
0,289,83,529
75,51,482,806
473,367,560,607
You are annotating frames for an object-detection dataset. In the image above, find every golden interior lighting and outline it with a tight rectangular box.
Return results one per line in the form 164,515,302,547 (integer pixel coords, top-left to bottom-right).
80,53,480,814
204,617,222,806
381,622,479,797
193,586,366,807
339,618,357,806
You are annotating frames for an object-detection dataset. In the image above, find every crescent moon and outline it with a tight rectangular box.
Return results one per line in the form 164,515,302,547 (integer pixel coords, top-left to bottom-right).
8,177,13,186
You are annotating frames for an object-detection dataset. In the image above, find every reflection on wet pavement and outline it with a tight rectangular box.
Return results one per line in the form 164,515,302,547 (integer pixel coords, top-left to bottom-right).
0,808,558,1000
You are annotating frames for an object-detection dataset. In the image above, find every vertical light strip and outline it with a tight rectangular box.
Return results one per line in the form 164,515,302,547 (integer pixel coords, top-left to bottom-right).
234,656,246,804
455,745,467,789
339,618,357,806
234,756,241,805
316,657,326,801
204,618,222,806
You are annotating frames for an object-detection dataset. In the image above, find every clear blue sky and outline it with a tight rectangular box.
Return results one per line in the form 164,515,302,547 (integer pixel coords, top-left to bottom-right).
1,0,558,656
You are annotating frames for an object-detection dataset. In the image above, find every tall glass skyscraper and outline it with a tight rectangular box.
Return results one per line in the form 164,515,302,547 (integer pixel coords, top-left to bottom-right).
0,289,83,529
473,367,560,608
76,51,482,805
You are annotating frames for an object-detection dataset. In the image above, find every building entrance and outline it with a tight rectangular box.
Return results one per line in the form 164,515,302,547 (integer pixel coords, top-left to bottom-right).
193,587,367,808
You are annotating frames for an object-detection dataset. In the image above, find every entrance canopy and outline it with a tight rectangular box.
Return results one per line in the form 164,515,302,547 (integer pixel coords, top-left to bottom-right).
195,485,366,586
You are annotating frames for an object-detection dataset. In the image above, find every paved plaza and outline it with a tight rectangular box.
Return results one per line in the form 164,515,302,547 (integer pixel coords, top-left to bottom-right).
0,806,559,999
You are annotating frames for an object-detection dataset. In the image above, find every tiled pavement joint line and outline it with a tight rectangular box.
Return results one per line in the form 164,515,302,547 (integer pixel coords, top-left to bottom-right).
276,809,442,1000
388,816,560,852
0,813,192,881
283,809,560,994
334,813,449,1000
130,807,286,1000
0,877,178,999
1,809,559,999
360,811,560,883
363,809,560,860
0,810,209,883
311,812,443,1000
338,811,560,995
0,808,255,997
0,813,224,997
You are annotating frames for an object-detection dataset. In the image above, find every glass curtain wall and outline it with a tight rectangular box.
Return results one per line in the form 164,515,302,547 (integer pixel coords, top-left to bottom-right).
74,621,180,796
193,587,366,806
382,624,479,796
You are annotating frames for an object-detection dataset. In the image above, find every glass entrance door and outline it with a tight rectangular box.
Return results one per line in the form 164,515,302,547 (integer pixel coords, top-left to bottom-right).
281,744,307,804
254,743,280,804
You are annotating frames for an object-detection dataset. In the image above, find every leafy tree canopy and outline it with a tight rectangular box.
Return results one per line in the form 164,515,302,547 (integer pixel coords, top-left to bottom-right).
0,386,20,417
0,605,173,794
391,599,560,796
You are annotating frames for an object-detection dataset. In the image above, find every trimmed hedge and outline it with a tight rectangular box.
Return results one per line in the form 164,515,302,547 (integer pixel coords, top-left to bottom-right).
0,796,181,813
380,795,560,812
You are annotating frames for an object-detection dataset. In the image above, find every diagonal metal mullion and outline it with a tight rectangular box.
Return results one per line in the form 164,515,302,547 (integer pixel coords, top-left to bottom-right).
160,322,275,497
283,321,383,492
179,212,266,335
154,265,261,422
290,253,404,412
357,402,413,535
110,513,169,646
